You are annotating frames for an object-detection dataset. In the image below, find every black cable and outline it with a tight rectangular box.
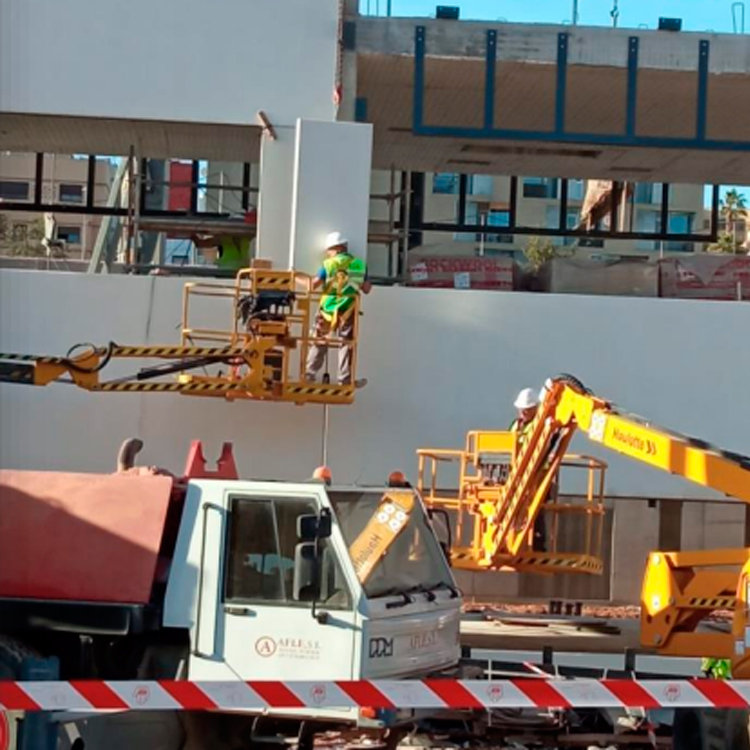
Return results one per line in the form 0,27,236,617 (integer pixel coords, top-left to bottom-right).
63,341,115,373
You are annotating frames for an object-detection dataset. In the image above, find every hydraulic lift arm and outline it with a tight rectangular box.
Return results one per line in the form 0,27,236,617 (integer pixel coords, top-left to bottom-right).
495,375,750,672
0,269,363,406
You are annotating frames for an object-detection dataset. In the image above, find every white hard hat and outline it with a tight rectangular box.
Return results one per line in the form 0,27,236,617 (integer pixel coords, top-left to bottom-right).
514,387,539,410
324,231,348,250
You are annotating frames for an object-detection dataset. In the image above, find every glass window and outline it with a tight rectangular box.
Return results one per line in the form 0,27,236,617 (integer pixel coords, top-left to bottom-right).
568,180,585,201
59,183,84,203
432,173,458,195
483,209,513,244
470,175,494,195
545,207,579,245
454,201,479,242
522,177,558,199
664,212,694,252
635,209,659,250
329,490,454,600
224,495,352,609
634,183,661,204
0,181,30,200
57,226,81,244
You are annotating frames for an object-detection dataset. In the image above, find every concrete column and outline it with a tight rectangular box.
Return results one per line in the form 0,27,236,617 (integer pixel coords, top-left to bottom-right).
256,125,297,269
289,119,373,275
657,500,683,551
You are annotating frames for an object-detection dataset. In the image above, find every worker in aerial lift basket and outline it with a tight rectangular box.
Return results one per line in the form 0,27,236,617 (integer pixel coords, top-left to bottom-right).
509,387,549,552
304,231,371,386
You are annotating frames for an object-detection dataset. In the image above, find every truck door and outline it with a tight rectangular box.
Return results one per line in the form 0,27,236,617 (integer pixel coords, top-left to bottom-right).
212,492,358,680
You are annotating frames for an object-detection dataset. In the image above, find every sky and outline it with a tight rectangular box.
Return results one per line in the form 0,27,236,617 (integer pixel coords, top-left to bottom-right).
364,0,745,33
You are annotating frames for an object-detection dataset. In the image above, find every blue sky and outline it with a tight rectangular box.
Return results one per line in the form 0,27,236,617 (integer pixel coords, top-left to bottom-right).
366,0,745,33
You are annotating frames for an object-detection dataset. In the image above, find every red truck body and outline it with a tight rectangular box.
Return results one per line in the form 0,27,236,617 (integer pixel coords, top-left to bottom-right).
0,441,238,605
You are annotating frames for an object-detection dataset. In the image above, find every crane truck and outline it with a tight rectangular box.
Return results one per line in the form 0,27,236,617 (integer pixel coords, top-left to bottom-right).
0,439,462,749
418,373,750,750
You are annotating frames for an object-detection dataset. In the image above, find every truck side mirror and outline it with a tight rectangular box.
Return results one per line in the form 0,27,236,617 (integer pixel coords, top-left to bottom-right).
297,510,332,542
293,542,320,602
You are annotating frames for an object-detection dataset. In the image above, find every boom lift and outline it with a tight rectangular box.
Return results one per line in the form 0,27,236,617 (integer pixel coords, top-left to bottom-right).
417,374,750,676
0,268,362,405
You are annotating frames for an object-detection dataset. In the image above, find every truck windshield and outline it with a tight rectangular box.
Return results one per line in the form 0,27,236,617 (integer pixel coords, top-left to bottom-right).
328,490,455,599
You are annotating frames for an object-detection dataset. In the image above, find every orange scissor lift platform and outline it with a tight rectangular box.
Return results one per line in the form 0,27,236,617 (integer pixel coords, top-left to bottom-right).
0,269,362,406
417,429,608,576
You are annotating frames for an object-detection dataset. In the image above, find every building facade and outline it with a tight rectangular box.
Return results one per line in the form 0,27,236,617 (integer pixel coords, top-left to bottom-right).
0,153,114,258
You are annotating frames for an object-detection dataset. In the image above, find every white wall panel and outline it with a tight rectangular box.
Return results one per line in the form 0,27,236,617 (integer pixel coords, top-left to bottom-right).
0,0,338,126
1,271,749,502
290,120,373,274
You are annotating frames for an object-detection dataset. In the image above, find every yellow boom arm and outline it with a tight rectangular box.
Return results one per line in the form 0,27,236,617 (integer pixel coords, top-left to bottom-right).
502,374,750,673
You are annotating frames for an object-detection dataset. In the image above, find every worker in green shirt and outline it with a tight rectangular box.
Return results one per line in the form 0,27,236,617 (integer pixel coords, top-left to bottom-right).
304,232,370,386
193,233,250,273
701,657,731,678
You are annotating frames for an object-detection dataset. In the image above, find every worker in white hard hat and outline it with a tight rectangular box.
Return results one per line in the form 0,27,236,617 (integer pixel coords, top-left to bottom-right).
509,387,548,552
305,231,371,386
510,387,540,452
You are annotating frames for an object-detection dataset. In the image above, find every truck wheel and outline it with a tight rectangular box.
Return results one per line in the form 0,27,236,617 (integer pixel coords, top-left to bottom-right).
673,708,750,750
0,635,41,750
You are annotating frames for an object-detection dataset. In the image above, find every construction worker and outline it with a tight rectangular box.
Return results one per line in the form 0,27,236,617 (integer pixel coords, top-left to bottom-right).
309,465,332,486
193,233,250,273
509,387,540,458
701,657,731,678
304,232,371,386
387,470,411,488
509,387,547,552
216,235,251,272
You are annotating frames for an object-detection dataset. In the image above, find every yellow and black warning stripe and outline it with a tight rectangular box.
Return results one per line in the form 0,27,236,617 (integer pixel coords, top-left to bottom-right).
449,549,602,573
286,385,353,398
94,381,245,393
110,345,246,358
451,551,475,562
514,555,602,570
0,353,67,364
688,596,736,609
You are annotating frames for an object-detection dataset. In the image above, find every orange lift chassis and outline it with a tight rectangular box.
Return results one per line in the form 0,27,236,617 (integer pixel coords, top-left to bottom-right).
419,374,750,675
0,269,362,406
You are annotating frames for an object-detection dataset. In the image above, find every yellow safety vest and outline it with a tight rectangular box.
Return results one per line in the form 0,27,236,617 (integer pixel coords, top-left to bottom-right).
319,252,367,324
217,236,250,271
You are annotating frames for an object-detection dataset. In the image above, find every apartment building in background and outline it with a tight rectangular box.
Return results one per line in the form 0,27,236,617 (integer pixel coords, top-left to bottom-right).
418,174,706,256
0,153,721,272
0,153,114,257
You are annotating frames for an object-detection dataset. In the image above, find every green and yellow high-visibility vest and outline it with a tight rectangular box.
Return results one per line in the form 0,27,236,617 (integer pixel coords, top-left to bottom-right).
702,657,732,678
217,236,250,272
319,252,367,324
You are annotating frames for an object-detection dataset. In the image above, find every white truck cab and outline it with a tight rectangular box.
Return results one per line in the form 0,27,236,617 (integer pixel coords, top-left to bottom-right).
164,481,463,723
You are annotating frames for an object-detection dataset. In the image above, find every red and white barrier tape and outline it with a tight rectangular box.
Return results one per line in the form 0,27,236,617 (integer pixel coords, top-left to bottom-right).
1,679,749,712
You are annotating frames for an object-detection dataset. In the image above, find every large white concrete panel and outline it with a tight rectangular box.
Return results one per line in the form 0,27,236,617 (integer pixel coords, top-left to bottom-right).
0,0,338,126
1,271,749,503
257,127,297,267
290,120,374,274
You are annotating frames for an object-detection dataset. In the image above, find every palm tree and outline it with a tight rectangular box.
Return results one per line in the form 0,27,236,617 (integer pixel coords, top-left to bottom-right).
720,190,748,253
707,232,738,254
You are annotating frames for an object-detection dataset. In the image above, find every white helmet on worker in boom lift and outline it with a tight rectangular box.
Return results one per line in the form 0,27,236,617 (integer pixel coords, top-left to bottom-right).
324,231,348,251
513,387,539,410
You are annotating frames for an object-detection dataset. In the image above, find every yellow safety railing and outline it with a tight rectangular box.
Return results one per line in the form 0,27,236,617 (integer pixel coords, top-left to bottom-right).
179,269,361,405
417,430,608,575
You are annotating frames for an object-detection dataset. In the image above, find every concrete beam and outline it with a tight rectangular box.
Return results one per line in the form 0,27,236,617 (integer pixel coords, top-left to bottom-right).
356,17,750,74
